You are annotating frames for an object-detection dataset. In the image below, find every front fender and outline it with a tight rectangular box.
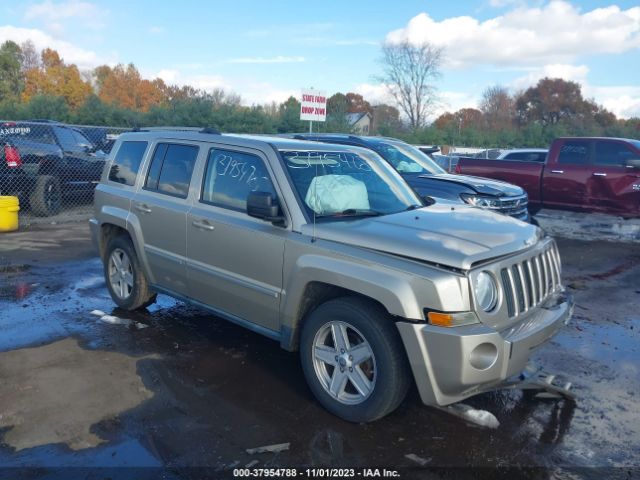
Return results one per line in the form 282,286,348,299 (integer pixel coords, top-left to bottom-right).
280,252,470,350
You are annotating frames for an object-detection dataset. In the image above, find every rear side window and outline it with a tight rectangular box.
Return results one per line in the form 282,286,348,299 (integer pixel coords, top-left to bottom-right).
144,143,199,198
503,152,547,162
201,148,275,211
109,141,148,186
558,142,589,164
594,141,636,167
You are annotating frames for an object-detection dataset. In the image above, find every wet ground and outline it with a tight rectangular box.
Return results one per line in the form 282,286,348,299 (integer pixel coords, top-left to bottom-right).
0,223,638,479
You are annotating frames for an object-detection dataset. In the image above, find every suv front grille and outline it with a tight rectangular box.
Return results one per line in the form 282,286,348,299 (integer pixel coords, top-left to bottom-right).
500,243,561,318
497,194,528,217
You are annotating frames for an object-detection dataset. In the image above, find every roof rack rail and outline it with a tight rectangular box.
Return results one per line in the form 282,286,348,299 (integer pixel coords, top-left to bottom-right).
129,126,222,135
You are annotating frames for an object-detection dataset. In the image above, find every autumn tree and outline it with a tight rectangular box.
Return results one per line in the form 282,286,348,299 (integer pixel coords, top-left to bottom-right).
95,63,168,111
345,92,372,115
0,41,24,102
377,40,443,130
515,78,587,127
371,104,402,134
23,48,92,109
480,85,515,131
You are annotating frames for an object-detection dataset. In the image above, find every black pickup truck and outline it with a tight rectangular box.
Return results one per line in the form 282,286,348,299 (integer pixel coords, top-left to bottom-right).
0,121,106,216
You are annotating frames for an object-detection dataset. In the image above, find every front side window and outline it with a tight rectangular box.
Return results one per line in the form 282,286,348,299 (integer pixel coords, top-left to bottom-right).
558,141,590,164
144,143,198,198
109,141,148,186
280,149,421,218
371,141,446,175
594,141,636,167
201,149,276,211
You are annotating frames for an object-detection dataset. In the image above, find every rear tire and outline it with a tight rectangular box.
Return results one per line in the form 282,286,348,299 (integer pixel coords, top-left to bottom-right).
103,235,156,310
29,175,61,217
300,296,411,423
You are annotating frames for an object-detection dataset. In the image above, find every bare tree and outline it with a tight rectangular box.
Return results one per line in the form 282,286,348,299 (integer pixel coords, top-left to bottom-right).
377,40,443,130
20,40,40,71
480,85,515,131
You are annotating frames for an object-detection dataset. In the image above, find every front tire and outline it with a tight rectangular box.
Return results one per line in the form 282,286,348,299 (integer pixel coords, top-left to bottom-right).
103,235,156,310
300,297,411,423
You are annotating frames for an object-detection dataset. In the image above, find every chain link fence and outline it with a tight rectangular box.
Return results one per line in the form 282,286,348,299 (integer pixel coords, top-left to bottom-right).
0,120,130,226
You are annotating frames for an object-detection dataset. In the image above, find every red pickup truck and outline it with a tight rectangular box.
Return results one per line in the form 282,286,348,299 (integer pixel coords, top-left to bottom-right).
455,137,640,218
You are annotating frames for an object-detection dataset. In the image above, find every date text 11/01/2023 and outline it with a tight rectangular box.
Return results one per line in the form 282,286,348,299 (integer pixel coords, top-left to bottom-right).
233,468,401,478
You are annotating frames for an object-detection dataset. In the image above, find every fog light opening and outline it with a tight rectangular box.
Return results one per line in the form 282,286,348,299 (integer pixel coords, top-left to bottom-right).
469,343,498,370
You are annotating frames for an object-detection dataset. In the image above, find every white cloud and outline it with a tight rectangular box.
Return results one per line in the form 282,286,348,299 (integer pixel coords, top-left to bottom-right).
354,83,393,104
353,83,477,121
510,63,590,90
148,26,164,34
0,25,110,69
25,0,108,31
386,1,640,68
227,56,306,64
584,85,640,118
241,83,298,105
156,69,179,84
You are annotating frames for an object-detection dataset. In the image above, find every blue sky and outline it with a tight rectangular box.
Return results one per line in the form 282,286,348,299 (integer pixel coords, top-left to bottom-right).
1,0,639,118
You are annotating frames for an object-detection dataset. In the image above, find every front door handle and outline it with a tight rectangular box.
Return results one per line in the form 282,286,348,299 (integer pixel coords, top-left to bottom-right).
592,172,607,177
134,203,152,213
192,220,215,231
550,170,564,174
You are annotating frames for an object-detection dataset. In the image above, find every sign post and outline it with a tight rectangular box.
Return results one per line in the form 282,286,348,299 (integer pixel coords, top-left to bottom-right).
300,89,326,133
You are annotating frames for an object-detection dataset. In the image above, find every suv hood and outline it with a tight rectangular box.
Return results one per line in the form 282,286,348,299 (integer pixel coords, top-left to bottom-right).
424,173,524,197
303,205,540,270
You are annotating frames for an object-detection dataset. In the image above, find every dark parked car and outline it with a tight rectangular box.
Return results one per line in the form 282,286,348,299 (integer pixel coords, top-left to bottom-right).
290,134,531,222
0,121,106,216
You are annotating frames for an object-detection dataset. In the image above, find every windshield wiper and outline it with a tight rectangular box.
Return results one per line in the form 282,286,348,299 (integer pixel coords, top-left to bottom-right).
316,209,383,218
405,204,422,211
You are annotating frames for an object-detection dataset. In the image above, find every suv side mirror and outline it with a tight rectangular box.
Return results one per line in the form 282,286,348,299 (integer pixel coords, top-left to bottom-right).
247,192,286,226
626,159,640,169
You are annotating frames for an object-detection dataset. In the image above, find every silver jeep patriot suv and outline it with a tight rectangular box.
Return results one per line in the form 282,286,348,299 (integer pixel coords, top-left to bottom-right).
91,129,573,422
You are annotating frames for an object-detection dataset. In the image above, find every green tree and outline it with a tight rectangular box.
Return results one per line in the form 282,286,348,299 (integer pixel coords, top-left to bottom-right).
22,95,71,122
325,93,351,132
277,96,306,133
0,41,24,102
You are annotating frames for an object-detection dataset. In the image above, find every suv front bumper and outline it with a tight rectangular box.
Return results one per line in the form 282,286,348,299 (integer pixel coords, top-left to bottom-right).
396,291,573,406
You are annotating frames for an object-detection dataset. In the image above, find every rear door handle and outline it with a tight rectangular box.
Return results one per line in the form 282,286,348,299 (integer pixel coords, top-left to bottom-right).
134,203,152,213
550,170,564,174
192,219,215,231
592,172,607,177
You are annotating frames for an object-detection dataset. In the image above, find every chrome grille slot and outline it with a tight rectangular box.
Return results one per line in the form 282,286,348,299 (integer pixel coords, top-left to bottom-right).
511,265,525,314
499,244,563,319
501,268,516,317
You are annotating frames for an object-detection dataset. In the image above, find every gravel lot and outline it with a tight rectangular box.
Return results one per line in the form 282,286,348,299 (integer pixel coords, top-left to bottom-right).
0,221,638,479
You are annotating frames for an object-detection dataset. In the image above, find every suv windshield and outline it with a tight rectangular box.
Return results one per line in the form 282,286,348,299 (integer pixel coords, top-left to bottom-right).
370,141,446,175
280,149,421,219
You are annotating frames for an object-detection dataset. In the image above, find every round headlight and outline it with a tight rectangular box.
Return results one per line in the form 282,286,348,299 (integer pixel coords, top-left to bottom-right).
475,271,498,312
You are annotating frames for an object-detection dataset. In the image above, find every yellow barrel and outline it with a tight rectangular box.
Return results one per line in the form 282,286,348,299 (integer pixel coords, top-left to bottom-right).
0,196,20,232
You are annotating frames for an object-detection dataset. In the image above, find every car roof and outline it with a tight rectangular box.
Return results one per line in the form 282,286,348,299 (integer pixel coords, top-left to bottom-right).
286,133,411,147
116,129,374,154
